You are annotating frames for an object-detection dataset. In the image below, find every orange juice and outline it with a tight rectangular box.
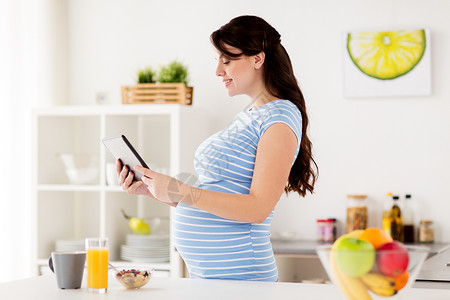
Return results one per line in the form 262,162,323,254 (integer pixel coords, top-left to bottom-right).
86,248,109,290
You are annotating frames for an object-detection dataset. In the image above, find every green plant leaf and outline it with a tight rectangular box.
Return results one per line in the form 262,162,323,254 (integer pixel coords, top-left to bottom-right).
137,67,156,84
158,60,189,85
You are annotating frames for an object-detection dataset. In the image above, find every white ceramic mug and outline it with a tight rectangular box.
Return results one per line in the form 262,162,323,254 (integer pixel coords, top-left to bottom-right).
106,162,119,186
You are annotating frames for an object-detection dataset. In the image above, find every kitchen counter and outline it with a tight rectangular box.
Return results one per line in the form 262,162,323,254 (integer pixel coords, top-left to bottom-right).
1,275,450,300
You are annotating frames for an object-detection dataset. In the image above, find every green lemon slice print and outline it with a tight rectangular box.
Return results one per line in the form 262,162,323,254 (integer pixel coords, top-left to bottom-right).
347,29,426,80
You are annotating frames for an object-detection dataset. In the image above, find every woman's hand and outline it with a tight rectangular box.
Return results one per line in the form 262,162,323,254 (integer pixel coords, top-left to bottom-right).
116,159,154,198
135,165,190,207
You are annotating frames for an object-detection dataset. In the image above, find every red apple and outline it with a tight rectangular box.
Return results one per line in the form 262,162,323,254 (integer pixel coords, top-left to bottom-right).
377,241,409,278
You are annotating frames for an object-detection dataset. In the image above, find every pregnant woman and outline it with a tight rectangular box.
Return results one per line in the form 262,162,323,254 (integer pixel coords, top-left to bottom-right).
118,15,317,281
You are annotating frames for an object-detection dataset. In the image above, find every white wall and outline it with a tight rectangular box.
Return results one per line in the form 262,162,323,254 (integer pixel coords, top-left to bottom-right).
65,0,450,242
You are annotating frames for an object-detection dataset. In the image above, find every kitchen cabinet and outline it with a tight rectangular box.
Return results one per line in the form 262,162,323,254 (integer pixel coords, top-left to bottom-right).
32,105,207,277
272,240,329,283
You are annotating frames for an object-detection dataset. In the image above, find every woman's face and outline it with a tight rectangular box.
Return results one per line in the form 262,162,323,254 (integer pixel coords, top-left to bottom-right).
215,45,262,98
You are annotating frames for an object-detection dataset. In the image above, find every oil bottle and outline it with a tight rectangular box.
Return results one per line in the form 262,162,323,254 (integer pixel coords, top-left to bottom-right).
382,192,393,237
403,194,415,243
390,195,404,242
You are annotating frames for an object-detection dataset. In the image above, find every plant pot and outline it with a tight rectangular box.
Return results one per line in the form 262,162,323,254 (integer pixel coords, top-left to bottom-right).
121,83,193,105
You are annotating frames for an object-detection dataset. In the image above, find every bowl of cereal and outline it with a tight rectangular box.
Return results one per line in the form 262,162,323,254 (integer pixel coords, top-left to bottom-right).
114,268,153,289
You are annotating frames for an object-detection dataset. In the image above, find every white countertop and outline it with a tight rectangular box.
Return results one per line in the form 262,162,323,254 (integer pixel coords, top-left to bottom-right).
1,275,449,300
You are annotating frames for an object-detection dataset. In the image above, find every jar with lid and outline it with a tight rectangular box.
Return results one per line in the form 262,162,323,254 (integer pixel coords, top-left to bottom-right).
418,220,434,244
316,219,325,242
346,194,368,233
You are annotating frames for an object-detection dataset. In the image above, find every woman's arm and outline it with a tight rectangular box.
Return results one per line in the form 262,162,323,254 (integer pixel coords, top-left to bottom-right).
137,122,298,223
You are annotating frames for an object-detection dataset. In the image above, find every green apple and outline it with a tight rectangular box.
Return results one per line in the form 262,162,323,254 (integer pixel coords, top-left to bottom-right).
333,237,375,277
332,230,364,250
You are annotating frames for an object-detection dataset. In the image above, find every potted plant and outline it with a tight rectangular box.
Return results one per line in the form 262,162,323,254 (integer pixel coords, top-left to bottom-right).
137,67,157,84
158,60,189,85
122,60,193,105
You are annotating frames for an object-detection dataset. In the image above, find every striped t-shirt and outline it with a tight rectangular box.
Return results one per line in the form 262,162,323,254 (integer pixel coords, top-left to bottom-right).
173,100,302,281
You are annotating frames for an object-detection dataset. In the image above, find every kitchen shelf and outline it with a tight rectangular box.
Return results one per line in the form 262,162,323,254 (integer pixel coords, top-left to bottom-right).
37,184,126,192
37,184,103,192
32,105,207,278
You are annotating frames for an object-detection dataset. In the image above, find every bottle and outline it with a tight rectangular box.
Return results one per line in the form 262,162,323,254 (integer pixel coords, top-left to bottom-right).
346,194,368,233
418,220,434,244
403,194,415,243
390,195,404,242
382,192,393,237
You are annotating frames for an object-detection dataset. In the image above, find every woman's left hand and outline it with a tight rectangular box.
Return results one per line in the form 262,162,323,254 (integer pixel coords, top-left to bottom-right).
134,165,186,206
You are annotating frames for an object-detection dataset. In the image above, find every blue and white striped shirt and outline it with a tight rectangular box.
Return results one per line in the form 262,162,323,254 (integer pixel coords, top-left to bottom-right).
173,100,302,281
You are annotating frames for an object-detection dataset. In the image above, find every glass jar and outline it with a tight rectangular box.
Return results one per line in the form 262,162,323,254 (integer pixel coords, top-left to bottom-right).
346,194,368,233
418,220,434,244
316,219,325,242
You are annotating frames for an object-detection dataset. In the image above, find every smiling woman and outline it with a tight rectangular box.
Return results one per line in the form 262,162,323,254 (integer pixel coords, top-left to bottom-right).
117,15,318,282
0,0,37,283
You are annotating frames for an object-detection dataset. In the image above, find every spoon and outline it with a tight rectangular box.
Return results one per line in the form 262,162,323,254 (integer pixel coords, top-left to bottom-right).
108,262,122,276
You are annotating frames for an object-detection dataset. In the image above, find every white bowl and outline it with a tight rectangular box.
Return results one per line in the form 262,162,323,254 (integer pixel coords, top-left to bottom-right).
60,153,99,184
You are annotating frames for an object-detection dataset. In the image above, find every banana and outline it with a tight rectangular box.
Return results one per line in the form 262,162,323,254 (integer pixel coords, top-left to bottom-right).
361,272,397,297
330,251,372,300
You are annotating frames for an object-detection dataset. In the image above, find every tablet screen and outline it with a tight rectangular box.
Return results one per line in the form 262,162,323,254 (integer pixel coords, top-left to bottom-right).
102,135,149,181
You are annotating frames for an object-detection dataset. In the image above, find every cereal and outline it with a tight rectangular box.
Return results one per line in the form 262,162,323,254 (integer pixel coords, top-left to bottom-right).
115,269,151,289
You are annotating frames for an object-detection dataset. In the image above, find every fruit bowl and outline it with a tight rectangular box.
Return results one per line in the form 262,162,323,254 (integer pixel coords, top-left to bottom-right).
317,244,429,300
114,268,153,289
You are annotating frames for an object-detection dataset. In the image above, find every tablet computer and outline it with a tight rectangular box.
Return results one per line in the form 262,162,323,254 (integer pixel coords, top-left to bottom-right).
102,135,149,181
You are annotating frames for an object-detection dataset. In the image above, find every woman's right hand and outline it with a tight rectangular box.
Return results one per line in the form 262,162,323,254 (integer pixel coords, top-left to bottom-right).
116,159,154,198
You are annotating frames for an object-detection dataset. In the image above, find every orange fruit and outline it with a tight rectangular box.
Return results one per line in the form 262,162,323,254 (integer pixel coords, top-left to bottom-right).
395,271,409,291
359,227,393,249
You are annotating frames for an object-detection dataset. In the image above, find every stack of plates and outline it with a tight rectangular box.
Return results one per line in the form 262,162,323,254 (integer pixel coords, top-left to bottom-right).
120,234,170,263
55,239,85,252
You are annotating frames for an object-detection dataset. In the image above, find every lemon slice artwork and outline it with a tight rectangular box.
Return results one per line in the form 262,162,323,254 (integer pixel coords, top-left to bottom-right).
347,29,426,80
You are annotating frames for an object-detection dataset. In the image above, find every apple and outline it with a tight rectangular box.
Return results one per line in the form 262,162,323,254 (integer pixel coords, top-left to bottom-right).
377,241,409,278
331,230,364,250
333,237,375,277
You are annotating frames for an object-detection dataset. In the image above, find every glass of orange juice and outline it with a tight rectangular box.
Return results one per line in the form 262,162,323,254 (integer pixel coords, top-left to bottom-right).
85,238,109,293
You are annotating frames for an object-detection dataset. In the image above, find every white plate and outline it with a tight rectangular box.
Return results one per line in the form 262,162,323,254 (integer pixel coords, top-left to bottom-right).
120,256,170,263
121,246,169,255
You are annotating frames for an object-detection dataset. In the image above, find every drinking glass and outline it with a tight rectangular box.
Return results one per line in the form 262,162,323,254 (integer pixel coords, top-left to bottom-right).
85,238,109,293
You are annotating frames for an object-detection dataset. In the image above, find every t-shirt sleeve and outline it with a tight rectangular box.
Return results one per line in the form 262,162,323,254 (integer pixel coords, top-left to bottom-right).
259,102,302,147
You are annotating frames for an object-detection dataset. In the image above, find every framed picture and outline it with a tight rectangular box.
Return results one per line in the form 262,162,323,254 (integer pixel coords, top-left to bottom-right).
343,28,431,98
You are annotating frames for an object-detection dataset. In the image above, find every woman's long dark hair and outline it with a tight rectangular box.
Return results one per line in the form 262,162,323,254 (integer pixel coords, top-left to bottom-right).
211,15,318,197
